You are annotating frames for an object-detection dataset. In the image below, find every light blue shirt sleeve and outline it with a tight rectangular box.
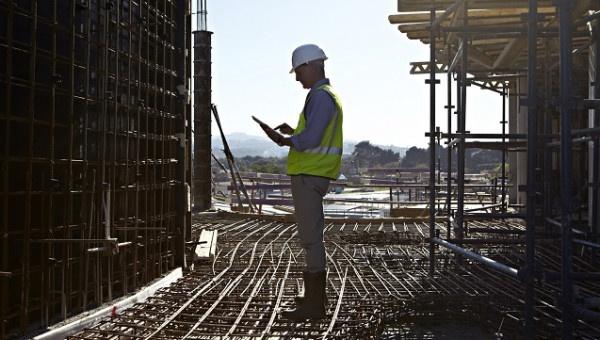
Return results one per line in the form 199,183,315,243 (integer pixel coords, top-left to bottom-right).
290,79,336,151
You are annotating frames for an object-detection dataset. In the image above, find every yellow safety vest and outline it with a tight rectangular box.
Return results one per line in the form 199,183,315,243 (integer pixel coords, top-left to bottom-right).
287,83,343,180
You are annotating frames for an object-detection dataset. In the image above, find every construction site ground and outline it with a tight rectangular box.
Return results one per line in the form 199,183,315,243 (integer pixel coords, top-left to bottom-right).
65,212,600,339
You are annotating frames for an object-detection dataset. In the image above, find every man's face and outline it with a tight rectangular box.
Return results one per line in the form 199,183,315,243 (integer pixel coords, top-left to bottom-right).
294,64,311,89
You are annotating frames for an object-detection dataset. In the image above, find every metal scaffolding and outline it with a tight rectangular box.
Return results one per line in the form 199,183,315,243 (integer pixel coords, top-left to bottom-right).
0,0,192,337
390,0,600,338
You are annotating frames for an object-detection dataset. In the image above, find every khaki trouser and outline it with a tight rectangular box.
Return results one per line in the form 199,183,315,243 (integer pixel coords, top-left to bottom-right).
291,174,330,273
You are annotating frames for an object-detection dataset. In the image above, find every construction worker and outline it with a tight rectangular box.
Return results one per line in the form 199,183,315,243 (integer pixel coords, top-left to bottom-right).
258,44,343,320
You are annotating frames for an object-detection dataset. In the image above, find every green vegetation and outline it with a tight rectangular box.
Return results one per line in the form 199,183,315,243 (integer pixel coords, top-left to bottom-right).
351,141,400,167
213,143,503,175
236,156,287,173
401,145,503,172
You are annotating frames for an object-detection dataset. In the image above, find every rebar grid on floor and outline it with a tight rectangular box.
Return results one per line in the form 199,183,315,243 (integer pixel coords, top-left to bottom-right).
66,215,600,339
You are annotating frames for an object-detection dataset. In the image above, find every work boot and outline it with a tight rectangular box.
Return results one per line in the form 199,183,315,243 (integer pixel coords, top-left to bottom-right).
281,271,326,321
294,271,327,306
293,271,311,304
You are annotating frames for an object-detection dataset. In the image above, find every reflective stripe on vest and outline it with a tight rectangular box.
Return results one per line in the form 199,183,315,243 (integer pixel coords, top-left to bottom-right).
302,145,343,155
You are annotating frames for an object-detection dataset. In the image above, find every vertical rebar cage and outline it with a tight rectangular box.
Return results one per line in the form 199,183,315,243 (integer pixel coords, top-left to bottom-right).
0,0,191,337
192,30,211,211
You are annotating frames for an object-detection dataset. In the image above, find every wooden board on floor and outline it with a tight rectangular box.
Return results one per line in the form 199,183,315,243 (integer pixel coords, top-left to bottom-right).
195,230,218,258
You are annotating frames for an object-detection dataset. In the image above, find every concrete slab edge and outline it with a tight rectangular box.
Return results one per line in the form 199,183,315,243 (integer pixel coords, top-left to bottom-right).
33,267,183,340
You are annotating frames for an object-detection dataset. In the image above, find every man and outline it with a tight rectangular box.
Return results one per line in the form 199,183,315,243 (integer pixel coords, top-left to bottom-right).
259,44,343,320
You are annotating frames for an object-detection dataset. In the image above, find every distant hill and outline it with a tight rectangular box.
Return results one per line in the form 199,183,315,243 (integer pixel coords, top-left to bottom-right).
211,133,408,158
212,133,284,158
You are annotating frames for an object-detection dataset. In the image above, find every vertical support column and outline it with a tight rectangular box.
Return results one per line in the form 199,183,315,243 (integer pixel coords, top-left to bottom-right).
446,70,453,239
517,77,529,208
525,0,538,336
175,0,191,268
1,2,14,337
590,19,600,258
66,0,78,312
427,7,438,276
508,81,519,205
437,126,441,215
558,1,574,338
192,30,213,211
456,2,468,248
501,89,507,211
185,0,194,260
543,42,553,233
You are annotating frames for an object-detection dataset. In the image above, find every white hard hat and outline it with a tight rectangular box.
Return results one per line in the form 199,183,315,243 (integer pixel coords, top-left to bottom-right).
290,44,328,73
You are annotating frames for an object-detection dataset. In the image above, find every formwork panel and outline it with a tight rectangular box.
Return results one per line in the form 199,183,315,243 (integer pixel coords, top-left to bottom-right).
0,0,190,337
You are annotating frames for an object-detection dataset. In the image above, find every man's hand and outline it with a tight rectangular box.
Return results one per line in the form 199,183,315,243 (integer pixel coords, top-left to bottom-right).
274,123,294,135
261,125,289,146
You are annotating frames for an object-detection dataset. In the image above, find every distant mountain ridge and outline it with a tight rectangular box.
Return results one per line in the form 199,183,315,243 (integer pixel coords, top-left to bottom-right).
211,133,408,158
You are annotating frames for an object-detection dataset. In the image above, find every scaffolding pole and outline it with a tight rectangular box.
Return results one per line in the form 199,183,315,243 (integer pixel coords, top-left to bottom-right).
558,1,574,338
428,6,438,276
525,0,538,336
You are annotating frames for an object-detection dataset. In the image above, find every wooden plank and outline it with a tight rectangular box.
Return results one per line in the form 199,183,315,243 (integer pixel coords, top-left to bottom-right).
194,230,218,258
389,6,556,24
493,37,528,69
398,0,555,12
397,17,531,33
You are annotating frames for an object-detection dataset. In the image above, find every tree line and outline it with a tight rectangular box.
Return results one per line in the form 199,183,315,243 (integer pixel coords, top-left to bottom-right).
213,141,502,175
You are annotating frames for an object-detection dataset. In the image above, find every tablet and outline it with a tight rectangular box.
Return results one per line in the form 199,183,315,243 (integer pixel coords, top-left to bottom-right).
252,115,272,130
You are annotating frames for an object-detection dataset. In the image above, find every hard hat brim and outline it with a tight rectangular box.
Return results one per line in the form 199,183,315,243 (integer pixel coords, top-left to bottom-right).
289,57,327,74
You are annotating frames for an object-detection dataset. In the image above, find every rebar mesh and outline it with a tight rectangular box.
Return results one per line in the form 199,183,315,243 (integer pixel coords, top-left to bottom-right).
68,214,600,339
0,0,190,337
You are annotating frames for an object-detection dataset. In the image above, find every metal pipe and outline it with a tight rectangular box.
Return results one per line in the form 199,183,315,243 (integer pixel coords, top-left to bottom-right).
447,67,454,239
455,1,468,257
463,212,526,219
574,238,600,249
437,126,442,214
87,242,133,254
431,238,520,278
591,21,600,261
196,0,208,31
543,40,553,234
428,7,438,276
501,89,507,211
448,41,463,73
427,132,528,139
463,203,505,213
448,138,461,148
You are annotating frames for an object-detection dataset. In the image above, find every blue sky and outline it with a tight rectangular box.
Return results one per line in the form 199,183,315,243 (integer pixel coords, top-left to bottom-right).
195,0,504,148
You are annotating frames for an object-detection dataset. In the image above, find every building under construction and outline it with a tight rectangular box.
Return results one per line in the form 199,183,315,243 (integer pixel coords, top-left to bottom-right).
1,0,600,339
